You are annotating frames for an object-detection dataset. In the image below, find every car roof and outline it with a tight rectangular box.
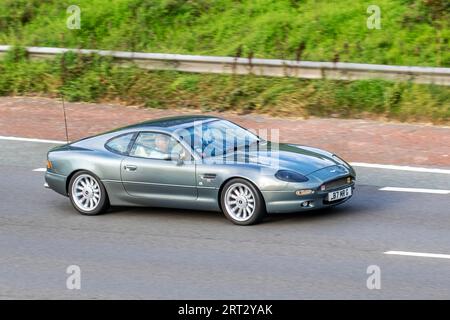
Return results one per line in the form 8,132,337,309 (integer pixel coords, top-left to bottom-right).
70,115,224,147
118,115,220,132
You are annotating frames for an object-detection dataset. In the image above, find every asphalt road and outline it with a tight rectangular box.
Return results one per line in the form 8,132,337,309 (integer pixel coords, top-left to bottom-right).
0,140,449,299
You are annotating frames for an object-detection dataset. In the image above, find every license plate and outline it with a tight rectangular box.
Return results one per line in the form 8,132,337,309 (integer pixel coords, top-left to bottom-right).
327,187,352,201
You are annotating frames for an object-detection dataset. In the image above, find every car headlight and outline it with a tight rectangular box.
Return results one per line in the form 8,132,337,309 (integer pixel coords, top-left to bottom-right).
275,170,309,183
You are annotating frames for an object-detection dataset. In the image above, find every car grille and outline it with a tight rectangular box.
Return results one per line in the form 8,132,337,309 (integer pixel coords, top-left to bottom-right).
322,176,352,191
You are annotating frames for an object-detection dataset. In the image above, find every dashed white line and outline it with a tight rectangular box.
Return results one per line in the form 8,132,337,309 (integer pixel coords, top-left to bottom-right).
385,251,450,260
350,162,450,175
0,135,67,144
32,168,47,172
379,187,450,194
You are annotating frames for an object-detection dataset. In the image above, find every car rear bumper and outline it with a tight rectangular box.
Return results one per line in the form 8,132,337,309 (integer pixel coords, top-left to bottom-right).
45,171,68,196
263,182,355,213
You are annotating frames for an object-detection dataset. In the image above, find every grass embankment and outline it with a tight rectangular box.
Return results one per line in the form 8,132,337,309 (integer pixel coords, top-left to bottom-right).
1,48,449,124
0,0,449,67
0,1,448,123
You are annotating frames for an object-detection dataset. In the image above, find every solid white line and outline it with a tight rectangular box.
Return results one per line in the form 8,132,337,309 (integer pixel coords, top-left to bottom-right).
379,187,450,194
33,168,47,172
0,136,67,144
385,251,450,260
350,162,450,175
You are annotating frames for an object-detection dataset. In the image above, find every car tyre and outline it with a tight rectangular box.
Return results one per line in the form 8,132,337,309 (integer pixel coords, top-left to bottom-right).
220,178,266,225
68,171,109,216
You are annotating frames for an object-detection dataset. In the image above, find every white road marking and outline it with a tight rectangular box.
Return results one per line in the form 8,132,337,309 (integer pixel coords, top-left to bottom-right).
2,136,450,176
350,162,450,175
379,187,450,194
0,135,67,144
33,168,47,172
385,251,450,260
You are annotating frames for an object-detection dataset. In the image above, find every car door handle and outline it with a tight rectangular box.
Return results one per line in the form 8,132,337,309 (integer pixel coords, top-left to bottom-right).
124,165,137,172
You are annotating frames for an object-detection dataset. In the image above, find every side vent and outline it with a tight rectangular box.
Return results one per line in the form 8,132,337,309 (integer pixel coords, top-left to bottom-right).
200,173,217,180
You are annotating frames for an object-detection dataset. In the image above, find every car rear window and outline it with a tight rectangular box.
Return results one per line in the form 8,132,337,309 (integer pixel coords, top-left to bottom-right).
105,133,134,155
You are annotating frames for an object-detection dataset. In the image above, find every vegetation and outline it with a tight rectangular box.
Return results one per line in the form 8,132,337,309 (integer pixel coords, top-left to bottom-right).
0,0,448,66
0,1,448,123
1,50,448,124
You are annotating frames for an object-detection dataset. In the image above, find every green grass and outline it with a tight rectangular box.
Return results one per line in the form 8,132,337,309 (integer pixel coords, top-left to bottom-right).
0,0,449,66
0,1,448,124
1,50,448,124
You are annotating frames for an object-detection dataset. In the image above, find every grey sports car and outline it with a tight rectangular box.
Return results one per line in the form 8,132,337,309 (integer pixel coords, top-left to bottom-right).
45,115,355,225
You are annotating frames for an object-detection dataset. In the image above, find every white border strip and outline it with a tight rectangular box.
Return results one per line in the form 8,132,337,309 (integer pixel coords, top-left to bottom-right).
32,168,47,172
350,162,450,174
0,136,67,144
385,251,450,259
379,187,450,194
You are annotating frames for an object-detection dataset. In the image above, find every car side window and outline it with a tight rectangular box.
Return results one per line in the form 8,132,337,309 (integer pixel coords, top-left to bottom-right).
129,132,170,160
105,133,135,155
130,132,192,161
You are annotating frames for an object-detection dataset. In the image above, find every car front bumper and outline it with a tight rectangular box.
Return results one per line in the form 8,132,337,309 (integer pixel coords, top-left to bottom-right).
263,182,355,213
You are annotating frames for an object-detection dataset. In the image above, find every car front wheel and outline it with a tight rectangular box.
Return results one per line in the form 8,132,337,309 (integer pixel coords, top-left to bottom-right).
221,178,266,225
68,171,109,215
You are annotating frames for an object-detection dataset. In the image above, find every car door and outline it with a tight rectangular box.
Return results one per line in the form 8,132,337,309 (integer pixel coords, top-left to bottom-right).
121,131,197,203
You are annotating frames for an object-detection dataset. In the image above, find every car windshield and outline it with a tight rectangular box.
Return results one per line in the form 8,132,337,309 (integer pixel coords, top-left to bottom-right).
176,119,260,158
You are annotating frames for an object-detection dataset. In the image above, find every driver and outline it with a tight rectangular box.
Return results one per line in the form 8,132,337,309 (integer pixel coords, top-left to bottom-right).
148,134,170,159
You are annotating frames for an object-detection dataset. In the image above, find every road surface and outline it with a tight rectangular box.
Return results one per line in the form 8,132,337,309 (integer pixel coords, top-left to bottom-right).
0,139,449,299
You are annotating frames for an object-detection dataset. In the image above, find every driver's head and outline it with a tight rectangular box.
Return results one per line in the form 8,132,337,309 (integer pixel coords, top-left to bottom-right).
155,134,169,152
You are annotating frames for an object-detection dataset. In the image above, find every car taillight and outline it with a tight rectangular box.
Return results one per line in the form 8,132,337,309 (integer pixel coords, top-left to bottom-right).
47,160,53,169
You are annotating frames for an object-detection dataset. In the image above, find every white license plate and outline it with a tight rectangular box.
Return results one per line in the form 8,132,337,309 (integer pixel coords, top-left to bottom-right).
327,187,352,201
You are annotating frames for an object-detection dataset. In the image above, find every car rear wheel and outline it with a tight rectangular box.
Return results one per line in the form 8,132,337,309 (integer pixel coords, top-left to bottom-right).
221,178,266,225
69,171,109,215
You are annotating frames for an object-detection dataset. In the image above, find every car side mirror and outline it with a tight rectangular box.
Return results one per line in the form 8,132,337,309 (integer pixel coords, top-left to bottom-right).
172,152,184,166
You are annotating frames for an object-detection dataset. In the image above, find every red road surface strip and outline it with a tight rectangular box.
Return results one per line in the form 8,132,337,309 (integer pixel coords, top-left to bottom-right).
0,96,449,167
